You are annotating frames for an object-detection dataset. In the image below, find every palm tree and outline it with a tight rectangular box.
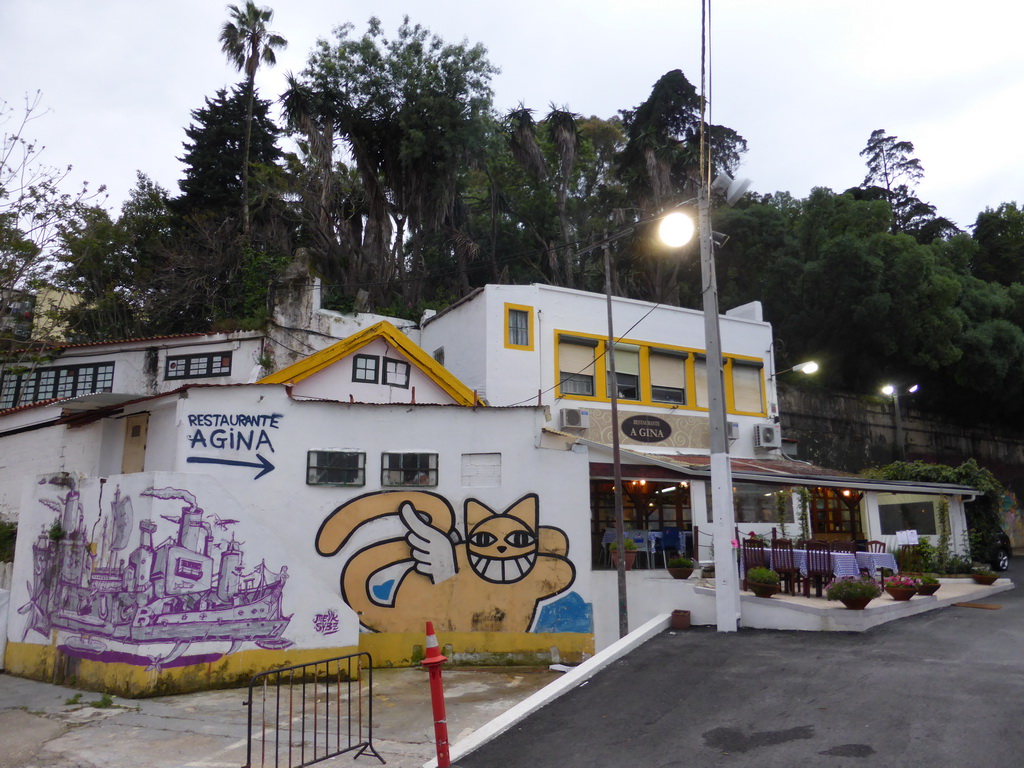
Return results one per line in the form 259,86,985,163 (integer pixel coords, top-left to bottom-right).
219,2,287,235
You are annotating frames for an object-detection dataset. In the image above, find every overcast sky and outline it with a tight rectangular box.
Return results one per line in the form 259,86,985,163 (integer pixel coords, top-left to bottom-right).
2,1,1021,230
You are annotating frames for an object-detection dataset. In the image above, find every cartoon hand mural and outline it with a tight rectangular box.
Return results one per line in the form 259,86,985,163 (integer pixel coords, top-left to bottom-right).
400,501,457,585
315,491,575,634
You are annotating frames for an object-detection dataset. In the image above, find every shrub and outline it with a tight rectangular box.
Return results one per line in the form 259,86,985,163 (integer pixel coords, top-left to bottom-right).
667,556,693,568
746,566,780,585
826,577,882,601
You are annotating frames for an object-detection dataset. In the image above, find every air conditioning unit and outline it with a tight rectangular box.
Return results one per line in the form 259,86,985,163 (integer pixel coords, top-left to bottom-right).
754,423,782,450
727,421,740,440
560,408,590,430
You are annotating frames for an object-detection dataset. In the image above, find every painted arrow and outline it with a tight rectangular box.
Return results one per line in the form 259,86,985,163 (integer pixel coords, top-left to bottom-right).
186,454,275,479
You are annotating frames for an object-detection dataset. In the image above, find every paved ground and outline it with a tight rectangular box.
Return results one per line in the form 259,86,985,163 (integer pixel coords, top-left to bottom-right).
458,568,1024,767
0,666,559,768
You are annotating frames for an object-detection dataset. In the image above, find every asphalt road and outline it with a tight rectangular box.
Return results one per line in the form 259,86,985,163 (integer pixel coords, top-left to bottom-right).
458,566,1024,768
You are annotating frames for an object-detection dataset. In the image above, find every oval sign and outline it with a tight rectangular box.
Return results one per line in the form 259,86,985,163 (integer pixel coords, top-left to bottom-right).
621,415,672,443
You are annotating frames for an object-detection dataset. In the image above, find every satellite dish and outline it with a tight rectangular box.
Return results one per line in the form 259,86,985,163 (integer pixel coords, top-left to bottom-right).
711,172,752,207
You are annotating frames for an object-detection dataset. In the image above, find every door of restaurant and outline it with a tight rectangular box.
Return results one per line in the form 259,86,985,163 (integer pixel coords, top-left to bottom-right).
809,487,864,541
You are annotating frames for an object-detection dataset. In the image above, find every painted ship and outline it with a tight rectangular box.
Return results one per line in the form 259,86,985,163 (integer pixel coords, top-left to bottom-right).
20,483,292,667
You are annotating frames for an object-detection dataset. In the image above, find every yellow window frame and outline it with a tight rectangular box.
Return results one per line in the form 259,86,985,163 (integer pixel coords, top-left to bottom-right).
504,303,534,350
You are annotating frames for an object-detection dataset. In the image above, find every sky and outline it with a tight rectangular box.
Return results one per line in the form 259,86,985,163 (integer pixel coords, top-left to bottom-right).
2,0,1022,230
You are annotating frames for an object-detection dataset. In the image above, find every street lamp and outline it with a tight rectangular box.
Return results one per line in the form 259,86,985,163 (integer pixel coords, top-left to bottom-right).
772,360,819,378
881,384,919,460
658,190,741,632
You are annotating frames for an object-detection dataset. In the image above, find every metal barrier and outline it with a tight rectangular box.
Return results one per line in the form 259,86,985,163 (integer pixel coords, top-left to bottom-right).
243,652,385,767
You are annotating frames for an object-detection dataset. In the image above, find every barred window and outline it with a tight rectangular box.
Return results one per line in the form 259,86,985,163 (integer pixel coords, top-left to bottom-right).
307,451,365,486
381,452,438,487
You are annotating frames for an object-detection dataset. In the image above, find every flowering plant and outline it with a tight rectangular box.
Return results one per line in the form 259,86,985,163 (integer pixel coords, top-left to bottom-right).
884,575,921,589
826,576,882,601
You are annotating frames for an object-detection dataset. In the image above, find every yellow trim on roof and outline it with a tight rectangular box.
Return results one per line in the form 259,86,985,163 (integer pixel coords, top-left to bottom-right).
259,321,483,406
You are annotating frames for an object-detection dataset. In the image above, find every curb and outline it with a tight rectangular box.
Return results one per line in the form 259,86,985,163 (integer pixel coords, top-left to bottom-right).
423,613,673,767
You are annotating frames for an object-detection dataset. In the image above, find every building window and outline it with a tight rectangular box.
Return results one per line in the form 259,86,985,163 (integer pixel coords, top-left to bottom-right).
166,353,232,380
307,451,365,486
650,351,687,404
382,357,411,388
558,335,598,397
730,360,765,414
734,483,793,524
433,347,445,366
693,355,709,408
352,354,379,383
606,343,640,401
505,304,534,350
382,452,438,486
461,453,501,487
0,362,115,409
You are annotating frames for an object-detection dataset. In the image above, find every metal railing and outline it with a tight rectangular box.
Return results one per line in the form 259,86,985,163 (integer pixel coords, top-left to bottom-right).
242,652,385,767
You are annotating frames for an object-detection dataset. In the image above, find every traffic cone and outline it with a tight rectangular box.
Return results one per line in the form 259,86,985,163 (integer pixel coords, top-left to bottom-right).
422,620,448,666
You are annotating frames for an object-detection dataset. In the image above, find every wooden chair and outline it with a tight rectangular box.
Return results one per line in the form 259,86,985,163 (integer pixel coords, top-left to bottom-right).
898,544,921,573
771,538,801,595
741,538,770,590
831,540,857,553
803,540,832,598
866,540,887,553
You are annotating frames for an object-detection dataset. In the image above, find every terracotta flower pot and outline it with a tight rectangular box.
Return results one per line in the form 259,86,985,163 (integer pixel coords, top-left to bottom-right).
670,609,691,630
885,586,917,601
839,596,874,610
971,573,998,585
749,583,780,599
612,550,637,571
668,567,694,580
917,583,941,596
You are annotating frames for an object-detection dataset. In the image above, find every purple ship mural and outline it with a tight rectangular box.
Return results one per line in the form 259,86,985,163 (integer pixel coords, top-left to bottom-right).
18,480,292,670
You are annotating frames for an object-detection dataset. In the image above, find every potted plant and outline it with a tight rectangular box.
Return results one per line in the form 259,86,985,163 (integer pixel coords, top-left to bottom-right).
745,566,781,598
610,539,638,570
917,573,941,596
826,576,882,610
667,556,694,580
884,574,920,600
971,569,999,585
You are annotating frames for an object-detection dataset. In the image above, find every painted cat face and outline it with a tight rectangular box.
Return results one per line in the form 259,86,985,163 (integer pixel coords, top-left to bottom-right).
465,496,538,584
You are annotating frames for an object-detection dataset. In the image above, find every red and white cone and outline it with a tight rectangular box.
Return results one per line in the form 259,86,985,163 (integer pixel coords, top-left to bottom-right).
423,621,450,767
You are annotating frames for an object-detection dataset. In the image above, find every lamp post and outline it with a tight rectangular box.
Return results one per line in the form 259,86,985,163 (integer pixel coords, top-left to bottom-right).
882,384,918,461
660,190,740,632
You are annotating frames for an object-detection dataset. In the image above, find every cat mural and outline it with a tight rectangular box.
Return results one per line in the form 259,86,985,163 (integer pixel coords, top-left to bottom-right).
315,491,575,633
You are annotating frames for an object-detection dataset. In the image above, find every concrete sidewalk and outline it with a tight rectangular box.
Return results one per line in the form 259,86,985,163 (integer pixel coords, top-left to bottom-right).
0,666,560,768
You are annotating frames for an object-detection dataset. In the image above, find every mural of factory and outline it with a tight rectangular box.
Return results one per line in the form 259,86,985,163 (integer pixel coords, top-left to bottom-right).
18,477,292,670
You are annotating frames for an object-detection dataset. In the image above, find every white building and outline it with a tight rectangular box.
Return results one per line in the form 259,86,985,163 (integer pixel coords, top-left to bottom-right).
0,285,980,693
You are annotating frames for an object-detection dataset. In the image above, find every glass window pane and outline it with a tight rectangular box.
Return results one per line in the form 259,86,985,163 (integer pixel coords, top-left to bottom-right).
732,363,764,413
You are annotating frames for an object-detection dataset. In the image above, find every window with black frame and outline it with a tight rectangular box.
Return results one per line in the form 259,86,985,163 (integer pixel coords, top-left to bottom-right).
307,451,365,486
381,452,437,486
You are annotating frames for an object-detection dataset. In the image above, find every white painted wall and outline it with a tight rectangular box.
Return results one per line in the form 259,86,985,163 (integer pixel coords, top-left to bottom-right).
288,337,454,405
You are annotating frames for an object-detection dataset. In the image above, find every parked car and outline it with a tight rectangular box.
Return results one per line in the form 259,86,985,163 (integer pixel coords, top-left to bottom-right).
980,528,1012,571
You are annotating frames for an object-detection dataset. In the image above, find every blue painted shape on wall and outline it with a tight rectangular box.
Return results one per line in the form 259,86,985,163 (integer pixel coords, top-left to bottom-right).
532,591,593,633
372,580,395,602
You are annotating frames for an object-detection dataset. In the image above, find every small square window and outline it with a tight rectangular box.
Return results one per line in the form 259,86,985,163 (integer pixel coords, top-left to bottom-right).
165,353,232,380
382,357,411,388
307,451,365,486
381,452,438,486
353,354,379,383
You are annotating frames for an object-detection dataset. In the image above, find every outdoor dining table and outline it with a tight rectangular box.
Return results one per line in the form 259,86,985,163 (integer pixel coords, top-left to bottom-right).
854,550,899,576
768,549,862,580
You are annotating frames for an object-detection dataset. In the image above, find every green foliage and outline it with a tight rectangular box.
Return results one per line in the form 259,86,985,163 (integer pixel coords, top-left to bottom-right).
48,520,66,541
64,693,82,705
609,538,637,551
0,517,16,561
745,566,780,585
668,556,693,568
864,460,1006,557
826,577,882,601
774,490,790,540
